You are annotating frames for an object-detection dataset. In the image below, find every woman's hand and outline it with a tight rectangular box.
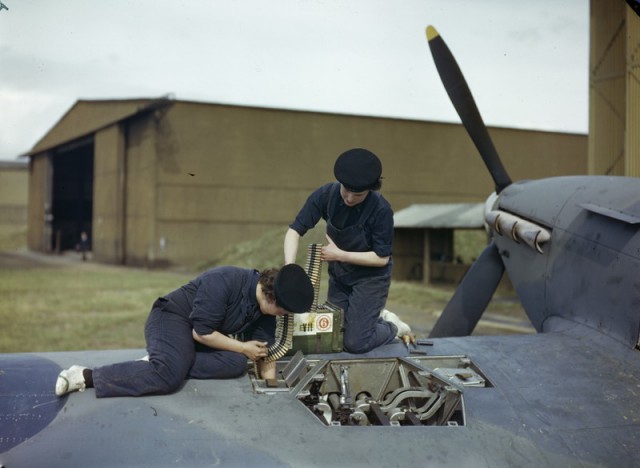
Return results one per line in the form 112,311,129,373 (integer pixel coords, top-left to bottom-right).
320,234,390,267
241,340,269,361
321,234,344,262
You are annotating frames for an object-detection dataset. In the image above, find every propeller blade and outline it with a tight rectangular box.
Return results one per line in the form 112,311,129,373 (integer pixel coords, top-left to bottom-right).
429,241,505,337
426,26,512,193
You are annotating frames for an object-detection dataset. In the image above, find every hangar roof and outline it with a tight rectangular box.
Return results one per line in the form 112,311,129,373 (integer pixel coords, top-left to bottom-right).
24,97,172,157
394,203,484,229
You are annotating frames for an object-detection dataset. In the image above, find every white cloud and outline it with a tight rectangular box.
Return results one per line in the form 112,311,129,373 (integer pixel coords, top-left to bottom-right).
0,89,71,157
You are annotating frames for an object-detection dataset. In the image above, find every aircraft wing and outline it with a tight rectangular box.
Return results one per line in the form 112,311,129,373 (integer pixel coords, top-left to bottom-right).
2,326,639,467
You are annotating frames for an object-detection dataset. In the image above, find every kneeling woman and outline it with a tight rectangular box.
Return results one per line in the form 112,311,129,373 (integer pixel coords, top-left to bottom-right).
55,264,314,398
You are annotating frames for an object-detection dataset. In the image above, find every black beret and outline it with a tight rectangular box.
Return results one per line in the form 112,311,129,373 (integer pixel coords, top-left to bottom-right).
274,264,314,313
333,148,382,192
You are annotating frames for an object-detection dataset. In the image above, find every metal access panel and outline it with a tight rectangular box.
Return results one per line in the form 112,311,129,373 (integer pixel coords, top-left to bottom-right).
251,352,476,427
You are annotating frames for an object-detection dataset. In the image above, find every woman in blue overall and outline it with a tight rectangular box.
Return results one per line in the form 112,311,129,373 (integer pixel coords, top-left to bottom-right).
55,264,314,398
284,148,410,354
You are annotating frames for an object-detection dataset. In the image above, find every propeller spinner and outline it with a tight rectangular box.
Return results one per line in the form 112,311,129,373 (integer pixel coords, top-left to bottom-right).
426,26,511,338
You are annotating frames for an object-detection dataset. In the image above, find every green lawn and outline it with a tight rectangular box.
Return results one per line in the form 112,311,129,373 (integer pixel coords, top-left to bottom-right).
0,224,527,353
0,266,192,352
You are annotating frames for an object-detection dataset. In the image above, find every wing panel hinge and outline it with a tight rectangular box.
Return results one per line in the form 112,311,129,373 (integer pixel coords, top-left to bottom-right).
580,203,640,225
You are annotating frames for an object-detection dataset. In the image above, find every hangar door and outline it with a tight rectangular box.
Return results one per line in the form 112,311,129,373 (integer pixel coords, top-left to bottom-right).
50,139,94,252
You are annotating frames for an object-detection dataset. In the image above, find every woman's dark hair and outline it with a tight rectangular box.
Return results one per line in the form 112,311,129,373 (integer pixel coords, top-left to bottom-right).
370,177,383,191
344,178,383,192
258,268,279,303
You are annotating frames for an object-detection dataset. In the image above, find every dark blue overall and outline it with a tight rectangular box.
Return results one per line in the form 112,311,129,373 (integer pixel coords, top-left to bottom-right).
92,268,272,398
324,184,397,353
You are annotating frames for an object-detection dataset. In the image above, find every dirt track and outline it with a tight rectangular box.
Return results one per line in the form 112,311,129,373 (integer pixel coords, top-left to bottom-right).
0,249,82,269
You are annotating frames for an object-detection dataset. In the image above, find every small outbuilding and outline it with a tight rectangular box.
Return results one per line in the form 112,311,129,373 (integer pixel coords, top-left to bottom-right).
393,203,485,283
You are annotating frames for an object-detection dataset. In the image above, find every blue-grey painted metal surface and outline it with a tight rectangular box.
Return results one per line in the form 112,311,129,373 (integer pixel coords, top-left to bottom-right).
2,329,639,467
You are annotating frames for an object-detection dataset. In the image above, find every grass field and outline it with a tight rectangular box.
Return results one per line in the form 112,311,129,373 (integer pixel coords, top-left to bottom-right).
0,226,529,353
0,264,193,352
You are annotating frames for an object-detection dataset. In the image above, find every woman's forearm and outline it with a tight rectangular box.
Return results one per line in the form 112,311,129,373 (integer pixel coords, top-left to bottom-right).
284,228,301,264
192,330,269,361
340,250,389,267
192,329,245,354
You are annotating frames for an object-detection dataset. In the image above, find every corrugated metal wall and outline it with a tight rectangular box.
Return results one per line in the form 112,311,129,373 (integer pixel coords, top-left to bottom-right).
144,102,586,268
27,155,52,252
589,0,640,176
625,7,640,176
93,124,126,264
589,0,626,175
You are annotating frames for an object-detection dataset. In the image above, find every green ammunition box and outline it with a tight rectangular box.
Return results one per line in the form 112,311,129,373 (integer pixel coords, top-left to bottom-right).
288,302,344,355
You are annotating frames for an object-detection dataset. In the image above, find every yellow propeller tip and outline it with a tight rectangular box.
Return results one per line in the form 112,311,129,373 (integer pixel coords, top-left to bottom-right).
426,25,439,41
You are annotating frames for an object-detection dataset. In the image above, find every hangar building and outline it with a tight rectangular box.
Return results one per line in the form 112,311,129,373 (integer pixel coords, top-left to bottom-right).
23,98,586,270
23,0,640,275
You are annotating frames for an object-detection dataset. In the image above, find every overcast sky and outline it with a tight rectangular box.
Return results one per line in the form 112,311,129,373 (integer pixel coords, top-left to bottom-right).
0,0,589,161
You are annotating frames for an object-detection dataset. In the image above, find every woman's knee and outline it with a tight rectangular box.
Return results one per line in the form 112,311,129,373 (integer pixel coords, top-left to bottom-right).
223,365,247,379
207,360,247,379
190,351,247,379
343,332,374,354
221,353,248,378
150,360,189,393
